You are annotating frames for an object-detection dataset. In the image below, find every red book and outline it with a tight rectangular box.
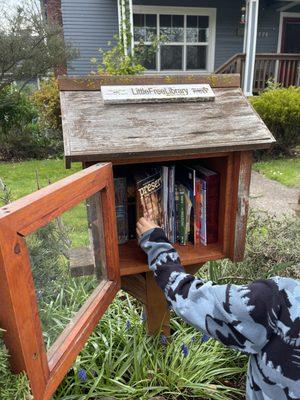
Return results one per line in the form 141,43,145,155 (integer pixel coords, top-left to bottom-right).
193,166,220,244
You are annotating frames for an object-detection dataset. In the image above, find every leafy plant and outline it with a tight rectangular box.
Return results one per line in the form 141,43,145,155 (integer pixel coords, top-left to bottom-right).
250,87,300,155
0,331,32,399
91,35,146,76
0,0,77,91
205,211,300,285
0,84,63,160
32,77,62,131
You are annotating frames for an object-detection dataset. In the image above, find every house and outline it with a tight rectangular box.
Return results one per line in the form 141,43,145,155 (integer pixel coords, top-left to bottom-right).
44,0,300,94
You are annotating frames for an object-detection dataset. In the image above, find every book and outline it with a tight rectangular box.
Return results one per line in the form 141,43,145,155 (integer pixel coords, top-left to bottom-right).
177,185,186,245
162,166,169,236
176,164,195,243
184,187,193,244
127,179,136,239
135,169,164,226
194,165,220,244
194,177,201,245
200,179,207,245
114,178,128,244
168,165,176,243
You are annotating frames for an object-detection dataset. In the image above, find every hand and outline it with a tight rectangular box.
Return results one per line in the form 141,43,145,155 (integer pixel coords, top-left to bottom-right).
136,217,159,238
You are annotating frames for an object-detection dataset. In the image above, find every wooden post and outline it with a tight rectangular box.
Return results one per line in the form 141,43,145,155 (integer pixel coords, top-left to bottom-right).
145,271,170,336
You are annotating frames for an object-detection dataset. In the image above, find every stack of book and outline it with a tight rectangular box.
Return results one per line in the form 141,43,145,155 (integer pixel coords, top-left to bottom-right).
114,164,220,246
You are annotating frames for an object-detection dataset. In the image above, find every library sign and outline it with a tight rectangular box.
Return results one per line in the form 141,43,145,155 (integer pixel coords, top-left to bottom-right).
101,84,215,105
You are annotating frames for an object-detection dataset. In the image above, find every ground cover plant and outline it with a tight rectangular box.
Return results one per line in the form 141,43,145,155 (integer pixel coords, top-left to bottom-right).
0,331,32,400
0,160,299,399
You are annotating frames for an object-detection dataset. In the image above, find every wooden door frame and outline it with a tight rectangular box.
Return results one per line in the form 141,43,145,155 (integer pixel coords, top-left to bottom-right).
0,163,120,400
277,12,300,53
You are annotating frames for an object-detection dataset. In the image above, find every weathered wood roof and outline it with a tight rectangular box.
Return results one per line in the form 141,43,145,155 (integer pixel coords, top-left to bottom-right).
59,75,275,165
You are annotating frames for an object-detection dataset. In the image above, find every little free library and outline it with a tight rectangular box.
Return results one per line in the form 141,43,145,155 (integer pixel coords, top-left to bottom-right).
0,74,275,400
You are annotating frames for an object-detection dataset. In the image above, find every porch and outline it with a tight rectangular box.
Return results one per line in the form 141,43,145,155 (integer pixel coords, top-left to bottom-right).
215,52,300,93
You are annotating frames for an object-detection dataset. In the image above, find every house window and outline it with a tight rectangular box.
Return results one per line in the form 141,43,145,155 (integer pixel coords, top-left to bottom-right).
133,6,216,72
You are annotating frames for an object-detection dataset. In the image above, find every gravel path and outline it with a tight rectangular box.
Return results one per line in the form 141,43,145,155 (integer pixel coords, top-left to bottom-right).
250,171,299,217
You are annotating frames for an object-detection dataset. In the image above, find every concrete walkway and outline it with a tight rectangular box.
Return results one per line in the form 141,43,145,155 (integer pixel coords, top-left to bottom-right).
250,171,300,217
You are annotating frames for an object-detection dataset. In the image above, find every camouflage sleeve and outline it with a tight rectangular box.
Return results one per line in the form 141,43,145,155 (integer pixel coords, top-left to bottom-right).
139,227,280,354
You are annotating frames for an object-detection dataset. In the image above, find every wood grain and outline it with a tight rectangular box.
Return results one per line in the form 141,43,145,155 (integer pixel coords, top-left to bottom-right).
58,74,241,91
60,88,275,164
230,151,253,261
119,240,224,276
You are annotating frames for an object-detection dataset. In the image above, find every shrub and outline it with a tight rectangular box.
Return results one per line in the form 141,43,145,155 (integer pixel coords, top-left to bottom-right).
0,331,32,400
92,36,146,76
0,85,63,160
250,87,300,155
32,77,62,131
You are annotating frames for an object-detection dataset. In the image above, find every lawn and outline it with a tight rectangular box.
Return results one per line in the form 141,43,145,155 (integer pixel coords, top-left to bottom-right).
252,157,300,187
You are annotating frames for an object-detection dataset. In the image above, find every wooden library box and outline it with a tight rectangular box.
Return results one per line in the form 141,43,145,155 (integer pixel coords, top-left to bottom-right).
59,74,275,335
0,74,275,400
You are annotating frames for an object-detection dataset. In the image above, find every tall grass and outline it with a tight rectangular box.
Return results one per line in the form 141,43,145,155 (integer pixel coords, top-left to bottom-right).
53,292,247,400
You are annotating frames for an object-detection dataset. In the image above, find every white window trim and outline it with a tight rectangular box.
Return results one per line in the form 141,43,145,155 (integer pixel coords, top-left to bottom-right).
133,5,217,73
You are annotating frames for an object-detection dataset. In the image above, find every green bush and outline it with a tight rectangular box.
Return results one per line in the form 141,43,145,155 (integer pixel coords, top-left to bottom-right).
250,87,300,155
32,77,62,131
0,85,63,160
0,331,32,400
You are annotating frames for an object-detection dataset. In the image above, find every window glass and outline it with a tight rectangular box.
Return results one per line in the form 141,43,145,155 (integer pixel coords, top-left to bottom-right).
187,15,209,42
186,45,207,70
135,44,157,70
161,45,183,70
160,14,184,42
134,13,157,42
26,193,107,349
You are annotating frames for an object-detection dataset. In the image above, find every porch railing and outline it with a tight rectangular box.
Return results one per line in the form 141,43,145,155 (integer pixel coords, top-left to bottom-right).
215,53,300,93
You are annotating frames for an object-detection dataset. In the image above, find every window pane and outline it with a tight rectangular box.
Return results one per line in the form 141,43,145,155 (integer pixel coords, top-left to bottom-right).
161,45,183,70
160,14,184,42
186,46,207,70
187,15,209,42
134,14,157,42
135,44,157,70
133,13,144,27
146,14,157,27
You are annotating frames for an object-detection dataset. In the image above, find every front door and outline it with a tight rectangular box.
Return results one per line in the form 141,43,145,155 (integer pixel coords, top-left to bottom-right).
281,17,300,53
279,16,300,85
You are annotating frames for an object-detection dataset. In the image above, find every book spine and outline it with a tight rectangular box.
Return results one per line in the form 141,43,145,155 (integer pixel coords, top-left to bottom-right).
114,178,128,244
200,179,207,246
194,178,201,245
168,166,175,243
206,175,220,244
175,185,179,242
162,166,169,235
178,188,186,245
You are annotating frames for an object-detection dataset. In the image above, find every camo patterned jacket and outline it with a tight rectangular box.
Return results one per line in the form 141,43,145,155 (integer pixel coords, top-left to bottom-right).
139,227,300,400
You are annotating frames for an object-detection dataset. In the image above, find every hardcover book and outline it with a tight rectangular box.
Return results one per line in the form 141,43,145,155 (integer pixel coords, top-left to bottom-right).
194,165,220,244
135,169,164,226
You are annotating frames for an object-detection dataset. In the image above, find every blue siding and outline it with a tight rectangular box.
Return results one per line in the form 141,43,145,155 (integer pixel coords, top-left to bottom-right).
61,0,119,75
257,1,280,53
61,0,297,75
